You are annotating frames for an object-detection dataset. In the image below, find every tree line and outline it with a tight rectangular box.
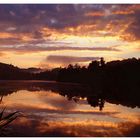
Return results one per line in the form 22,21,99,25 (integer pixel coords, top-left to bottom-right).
0,58,140,109
57,57,140,101
0,57,140,100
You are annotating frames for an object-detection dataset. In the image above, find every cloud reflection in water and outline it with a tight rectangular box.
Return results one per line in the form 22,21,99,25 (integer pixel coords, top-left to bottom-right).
0,81,140,136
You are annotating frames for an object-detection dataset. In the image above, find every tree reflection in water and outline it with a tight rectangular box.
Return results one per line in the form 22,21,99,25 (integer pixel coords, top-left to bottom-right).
0,81,139,110
0,81,140,137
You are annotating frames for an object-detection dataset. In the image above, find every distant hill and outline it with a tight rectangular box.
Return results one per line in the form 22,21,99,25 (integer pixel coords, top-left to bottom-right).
0,62,33,80
0,62,59,80
22,67,44,74
1,58,140,85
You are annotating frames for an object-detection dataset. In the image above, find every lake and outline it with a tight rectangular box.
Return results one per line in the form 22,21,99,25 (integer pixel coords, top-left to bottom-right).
0,80,140,137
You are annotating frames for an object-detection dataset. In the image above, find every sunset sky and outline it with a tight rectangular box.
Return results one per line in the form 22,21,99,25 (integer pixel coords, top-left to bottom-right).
0,4,140,68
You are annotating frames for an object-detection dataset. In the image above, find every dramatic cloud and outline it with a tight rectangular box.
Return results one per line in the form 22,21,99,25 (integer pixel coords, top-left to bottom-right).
0,4,139,41
123,7,140,41
0,4,140,68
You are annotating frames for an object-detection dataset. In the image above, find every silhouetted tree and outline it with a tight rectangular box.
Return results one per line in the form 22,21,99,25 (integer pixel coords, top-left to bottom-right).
88,60,100,71
100,57,105,67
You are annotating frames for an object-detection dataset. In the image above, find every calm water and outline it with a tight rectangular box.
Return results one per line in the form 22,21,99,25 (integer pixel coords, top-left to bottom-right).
0,80,140,137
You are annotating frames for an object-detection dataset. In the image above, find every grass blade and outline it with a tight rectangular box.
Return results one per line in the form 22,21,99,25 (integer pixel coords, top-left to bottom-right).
0,116,18,129
2,111,19,120
0,108,6,121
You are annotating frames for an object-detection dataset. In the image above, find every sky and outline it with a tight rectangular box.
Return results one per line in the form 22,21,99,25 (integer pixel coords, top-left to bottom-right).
0,4,140,68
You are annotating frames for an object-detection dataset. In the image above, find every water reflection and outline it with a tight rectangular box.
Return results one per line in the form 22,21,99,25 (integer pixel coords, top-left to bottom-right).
0,80,140,136
0,80,140,110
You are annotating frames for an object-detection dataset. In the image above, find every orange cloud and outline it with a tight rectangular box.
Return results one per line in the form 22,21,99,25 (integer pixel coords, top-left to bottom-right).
84,9,135,18
130,5,140,10
0,52,5,56
0,32,14,39
112,10,135,15
85,11,105,17
20,34,33,42
0,31,34,44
